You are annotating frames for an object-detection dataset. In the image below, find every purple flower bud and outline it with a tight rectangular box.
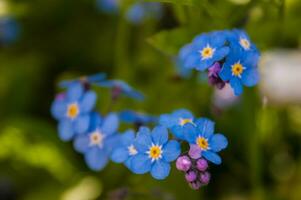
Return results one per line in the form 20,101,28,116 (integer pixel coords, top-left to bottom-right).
196,158,208,172
208,62,226,89
185,170,197,182
176,156,192,172
189,181,202,190
199,171,211,185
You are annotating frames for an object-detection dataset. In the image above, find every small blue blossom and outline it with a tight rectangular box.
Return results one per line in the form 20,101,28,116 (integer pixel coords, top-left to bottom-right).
96,80,144,101
131,126,181,180
96,0,120,14
73,112,120,171
227,29,259,54
126,2,163,25
111,130,138,169
0,17,19,45
51,83,97,141
159,109,194,140
181,31,230,71
219,48,260,96
59,73,107,88
184,118,228,165
119,110,157,125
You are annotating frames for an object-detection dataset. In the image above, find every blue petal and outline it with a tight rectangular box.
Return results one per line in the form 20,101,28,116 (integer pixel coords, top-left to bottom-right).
183,53,200,69
89,112,102,131
85,147,108,171
67,83,84,102
130,154,152,174
171,125,185,140
209,133,228,152
196,60,212,71
202,151,222,165
242,68,259,87
159,114,177,128
230,77,243,96
210,31,227,47
87,73,107,83
74,114,90,134
163,140,181,162
195,118,215,138
120,130,135,146
58,120,74,141
151,126,168,145
73,135,90,153
135,127,152,152
101,113,119,135
192,33,209,47
104,134,120,154
172,109,193,119
124,156,134,169
214,46,230,61
111,147,129,163
183,124,198,144
51,100,66,120
80,91,97,113
150,160,171,180
219,65,232,81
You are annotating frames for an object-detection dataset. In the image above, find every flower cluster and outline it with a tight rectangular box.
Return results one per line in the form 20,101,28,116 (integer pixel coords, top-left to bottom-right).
178,29,260,96
51,74,228,189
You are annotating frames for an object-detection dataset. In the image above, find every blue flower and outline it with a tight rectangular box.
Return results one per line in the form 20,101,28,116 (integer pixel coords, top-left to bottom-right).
96,0,120,14
119,110,157,125
59,73,107,88
111,130,138,169
181,31,230,71
227,29,259,54
51,83,97,141
131,126,181,180
159,109,194,140
219,48,260,96
175,47,193,78
96,80,144,101
184,118,228,165
73,113,120,171
0,17,19,45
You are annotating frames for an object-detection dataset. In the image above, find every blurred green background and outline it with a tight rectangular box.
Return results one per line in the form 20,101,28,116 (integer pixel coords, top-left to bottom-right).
0,0,301,199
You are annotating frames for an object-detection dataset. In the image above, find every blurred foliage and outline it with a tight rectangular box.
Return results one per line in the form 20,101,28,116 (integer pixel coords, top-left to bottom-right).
0,0,301,200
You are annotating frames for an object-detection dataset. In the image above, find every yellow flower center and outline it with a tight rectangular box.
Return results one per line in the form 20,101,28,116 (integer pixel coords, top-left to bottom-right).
89,131,105,147
147,144,162,162
179,118,193,126
239,38,250,50
128,145,138,156
231,62,245,78
67,103,79,119
196,136,209,150
200,45,215,60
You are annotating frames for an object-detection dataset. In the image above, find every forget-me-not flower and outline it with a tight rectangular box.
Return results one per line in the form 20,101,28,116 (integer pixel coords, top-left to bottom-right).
227,29,259,53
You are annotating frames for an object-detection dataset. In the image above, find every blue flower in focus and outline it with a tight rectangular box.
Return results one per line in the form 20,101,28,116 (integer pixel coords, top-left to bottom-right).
59,73,107,88
159,109,194,140
228,29,259,53
131,126,181,180
96,80,144,101
126,2,163,25
184,118,228,165
96,0,120,14
0,17,19,45
111,130,138,169
73,113,120,171
51,83,97,141
119,110,157,125
181,31,230,71
219,48,260,96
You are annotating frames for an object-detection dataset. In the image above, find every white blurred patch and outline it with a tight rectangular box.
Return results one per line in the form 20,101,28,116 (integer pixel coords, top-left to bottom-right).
260,50,301,104
213,84,240,109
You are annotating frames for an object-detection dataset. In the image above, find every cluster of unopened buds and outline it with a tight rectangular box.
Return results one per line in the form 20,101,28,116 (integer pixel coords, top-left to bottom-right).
51,29,260,190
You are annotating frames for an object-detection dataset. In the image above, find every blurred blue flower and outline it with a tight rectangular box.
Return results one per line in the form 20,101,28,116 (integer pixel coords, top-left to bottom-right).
181,31,230,71
219,48,260,96
131,126,181,180
59,73,107,88
159,109,194,140
126,2,163,25
174,51,193,78
96,0,120,14
228,29,259,53
73,113,120,171
119,110,157,125
184,118,228,165
111,130,138,169
96,80,144,101
51,83,97,141
0,17,20,45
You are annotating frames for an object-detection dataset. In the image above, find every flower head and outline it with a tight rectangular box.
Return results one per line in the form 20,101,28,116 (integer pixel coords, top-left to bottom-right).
184,118,228,165
130,126,181,180
159,109,194,140
51,83,97,141
227,29,259,53
73,113,120,171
